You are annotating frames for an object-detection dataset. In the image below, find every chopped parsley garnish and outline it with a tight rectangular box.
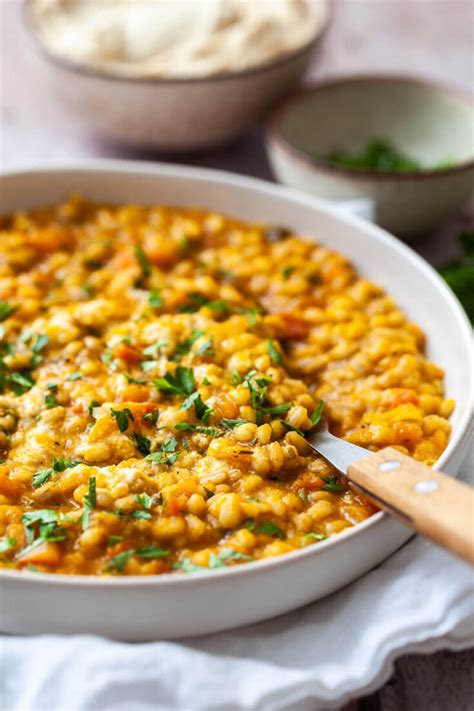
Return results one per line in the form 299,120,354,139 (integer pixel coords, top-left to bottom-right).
0,536,15,554
82,476,96,530
143,410,159,425
281,265,295,280
136,546,170,559
82,283,94,298
32,334,49,355
438,230,474,323
66,372,83,381
106,549,135,572
154,366,195,397
280,421,305,437
21,509,68,552
173,330,204,360
221,418,248,429
310,400,324,427
321,138,423,172
148,289,163,308
267,340,282,365
181,391,213,422
303,532,327,543
142,340,167,357
141,360,159,372
321,475,344,493
195,338,214,357
88,399,100,417
135,492,153,510
174,548,252,573
146,437,179,465
124,374,146,385
241,306,262,327
177,292,231,315
132,433,151,456
0,301,15,322
9,372,34,395
175,423,220,435
134,246,151,278
255,520,286,539
101,349,117,371
111,407,134,433
44,392,58,409
32,458,81,488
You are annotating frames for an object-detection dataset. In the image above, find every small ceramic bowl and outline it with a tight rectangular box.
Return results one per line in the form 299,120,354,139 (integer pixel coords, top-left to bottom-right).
22,1,329,152
266,76,474,236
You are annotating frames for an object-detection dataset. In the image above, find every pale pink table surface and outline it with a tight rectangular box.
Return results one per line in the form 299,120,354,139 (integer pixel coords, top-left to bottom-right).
0,1,473,708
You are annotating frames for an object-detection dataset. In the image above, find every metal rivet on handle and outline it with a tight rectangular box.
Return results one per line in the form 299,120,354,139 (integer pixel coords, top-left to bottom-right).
414,480,439,493
378,460,401,472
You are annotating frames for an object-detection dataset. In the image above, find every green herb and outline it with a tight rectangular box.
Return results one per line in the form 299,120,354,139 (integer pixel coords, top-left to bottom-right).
322,138,422,172
175,422,220,435
124,374,146,385
173,559,207,573
241,306,262,327
195,338,214,357
280,420,305,437
298,489,307,502
44,392,58,409
82,476,96,530
21,509,68,550
143,411,159,425
146,437,179,465
106,549,135,572
203,487,214,499
310,400,324,427
32,334,49,355
173,330,204,359
32,468,54,488
137,546,169,558
111,407,134,433
244,519,255,531
132,510,152,520
281,265,295,280
177,292,231,315
0,536,15,554
88,399,100,416
9,372,34,395
66,372,83,381
101,349,117,371
263,403,291,416
321,475,344,493
220,418,248,429
134,246,151,278
82,283,94,298
141,360,159,372
227,369,242,385
438,230,474,323
31,458,81,488
0,301,15,322
136,492,153,510
255,520,286,539
208,548,253,568
180,391,213,422
154,366,195,397
132,433,151,456
142,340,167,356
267,339,282,365
108,535,123,546
148,289,163,308
303,532,327,543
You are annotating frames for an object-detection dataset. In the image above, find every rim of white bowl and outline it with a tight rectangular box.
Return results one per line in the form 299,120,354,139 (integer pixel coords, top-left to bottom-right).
267,74,474,179
22,0,331,85
0,159,472,587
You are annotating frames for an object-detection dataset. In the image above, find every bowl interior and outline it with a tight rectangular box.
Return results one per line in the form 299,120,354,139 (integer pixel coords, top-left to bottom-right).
276,78,474,169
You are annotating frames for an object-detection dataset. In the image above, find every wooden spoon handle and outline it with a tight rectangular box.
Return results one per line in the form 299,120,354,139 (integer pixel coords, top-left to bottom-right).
347,447,474,564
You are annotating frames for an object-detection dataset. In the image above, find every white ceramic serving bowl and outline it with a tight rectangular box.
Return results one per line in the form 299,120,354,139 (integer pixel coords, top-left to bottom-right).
22,1,329,152
266,76,474,237
0,161,472,641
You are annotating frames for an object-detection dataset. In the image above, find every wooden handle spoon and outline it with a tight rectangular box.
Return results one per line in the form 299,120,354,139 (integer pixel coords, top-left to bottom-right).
307,419,474,564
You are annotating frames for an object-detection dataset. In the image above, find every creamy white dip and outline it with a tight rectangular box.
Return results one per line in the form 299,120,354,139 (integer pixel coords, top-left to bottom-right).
29,0,328,78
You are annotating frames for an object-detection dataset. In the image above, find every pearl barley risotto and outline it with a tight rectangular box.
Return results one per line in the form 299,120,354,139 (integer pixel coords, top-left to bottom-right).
0,198,453,576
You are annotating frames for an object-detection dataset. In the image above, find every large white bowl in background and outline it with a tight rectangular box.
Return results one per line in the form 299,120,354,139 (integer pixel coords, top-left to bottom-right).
22,1,329,152
266,76,474,236
0,161,472,641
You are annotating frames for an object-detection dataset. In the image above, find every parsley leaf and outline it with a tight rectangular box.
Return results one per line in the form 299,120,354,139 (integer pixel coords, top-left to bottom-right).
303,532,327,543
148,289,163,308
111,407,134,433
134,246,151,278
9,371,34,395
88,399,100,417
137,546,170,559
310,400,324,427
267,339,282,365
321,475,344,493
0,536,15,554
175,423,220,435
281,265,295,280
66,372,83,381
181,391,213,422
106,549,135,572
221,418,248,429
0,301,15,322
32,334,49,354
82,476,96,531
154,366,195,397
146,437,179,466
44,392,58,409
132,433,151,456
255,520,286,539
135,492,153,510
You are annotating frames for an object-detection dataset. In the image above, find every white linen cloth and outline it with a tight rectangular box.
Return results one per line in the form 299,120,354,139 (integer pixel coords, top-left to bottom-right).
1,446,472,711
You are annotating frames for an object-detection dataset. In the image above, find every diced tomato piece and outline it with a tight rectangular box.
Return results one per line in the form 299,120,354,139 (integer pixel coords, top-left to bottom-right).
278,313,310,340
113,343,141,364
17,542,61,567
